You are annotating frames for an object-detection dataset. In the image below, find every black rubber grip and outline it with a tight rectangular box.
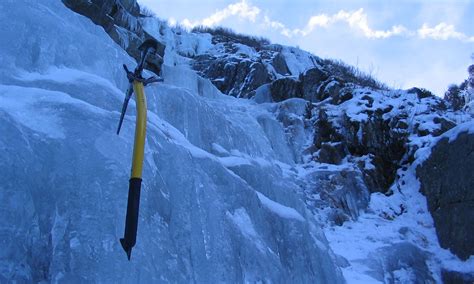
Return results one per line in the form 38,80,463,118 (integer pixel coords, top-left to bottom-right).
120,178,142,260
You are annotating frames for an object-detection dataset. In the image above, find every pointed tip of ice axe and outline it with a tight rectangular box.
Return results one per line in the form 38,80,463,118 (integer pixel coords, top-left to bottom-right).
120,238,133,261
116,85,134,135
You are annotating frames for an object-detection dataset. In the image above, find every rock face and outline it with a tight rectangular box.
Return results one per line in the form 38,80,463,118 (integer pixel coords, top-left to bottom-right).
311,102,409,193
62,0,165,75
299,67,329,101
194,55,271,97
189,34,454,196
442,269,474,284
307,89,459,194
269,77,301,102
417,131,474,260
191,33,325,98
341,112,408,193
271,52,290,76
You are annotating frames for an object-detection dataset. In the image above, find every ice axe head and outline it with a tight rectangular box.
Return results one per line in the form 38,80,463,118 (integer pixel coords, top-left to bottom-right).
137,39,159,73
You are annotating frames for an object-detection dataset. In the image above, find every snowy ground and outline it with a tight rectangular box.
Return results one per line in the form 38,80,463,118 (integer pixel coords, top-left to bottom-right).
293,120,474,283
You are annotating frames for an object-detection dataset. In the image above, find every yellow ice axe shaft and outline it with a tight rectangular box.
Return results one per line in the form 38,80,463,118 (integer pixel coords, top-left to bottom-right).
131,81,147,179
120,81,147,260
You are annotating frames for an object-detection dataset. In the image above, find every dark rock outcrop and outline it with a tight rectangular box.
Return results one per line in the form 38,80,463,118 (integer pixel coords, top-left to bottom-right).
342,113,408,192
328,82,352,105
442,270,474,284
318,142,345,165
299,67,329,101
417,131,474,260
313,108,344,147
311,106,409,193
407,87,435,100
62,0,165,75
269,77,301,102
271,52,290,76
194,55,271,97
432,117,456,137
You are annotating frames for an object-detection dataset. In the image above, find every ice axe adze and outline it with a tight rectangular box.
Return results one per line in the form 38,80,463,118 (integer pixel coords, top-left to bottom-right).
117,39,163,260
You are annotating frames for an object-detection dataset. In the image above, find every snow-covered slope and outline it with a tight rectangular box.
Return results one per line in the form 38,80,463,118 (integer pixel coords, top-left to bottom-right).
0,1,344,282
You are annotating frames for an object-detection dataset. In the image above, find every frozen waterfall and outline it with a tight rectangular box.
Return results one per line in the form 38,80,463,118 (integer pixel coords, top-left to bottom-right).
0,0,344,282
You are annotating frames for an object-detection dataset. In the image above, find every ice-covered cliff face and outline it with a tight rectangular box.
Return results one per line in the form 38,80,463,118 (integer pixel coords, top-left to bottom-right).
0,1,344,282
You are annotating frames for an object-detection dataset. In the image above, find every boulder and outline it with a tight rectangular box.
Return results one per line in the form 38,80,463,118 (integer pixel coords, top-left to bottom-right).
245,62,271,96
318,142,345,165
417,131,474,260
442,270,474,284
331,90,353,105
269,77,301,102
271,52,290,76
300,67,329,102
318,79,343,102
432,117,456,137
316,170,370,223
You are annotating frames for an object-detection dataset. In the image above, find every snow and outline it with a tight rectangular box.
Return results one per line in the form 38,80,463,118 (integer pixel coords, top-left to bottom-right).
233,43,259,58
210,142,229,156
218,156,252,167
256,192,305,222
440,120,474,142
413,120,474,167
280,46,320,76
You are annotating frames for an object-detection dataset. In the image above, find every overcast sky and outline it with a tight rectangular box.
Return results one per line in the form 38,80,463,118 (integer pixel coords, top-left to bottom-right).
138,0,474,96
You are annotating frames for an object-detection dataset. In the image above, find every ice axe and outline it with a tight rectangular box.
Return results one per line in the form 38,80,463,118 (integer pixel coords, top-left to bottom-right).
117,38,163,260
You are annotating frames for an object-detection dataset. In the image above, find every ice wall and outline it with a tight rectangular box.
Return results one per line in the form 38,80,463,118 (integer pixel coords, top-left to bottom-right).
0,0,344,282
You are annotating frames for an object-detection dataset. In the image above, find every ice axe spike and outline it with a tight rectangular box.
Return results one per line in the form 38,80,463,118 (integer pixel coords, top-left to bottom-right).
116,84,133,135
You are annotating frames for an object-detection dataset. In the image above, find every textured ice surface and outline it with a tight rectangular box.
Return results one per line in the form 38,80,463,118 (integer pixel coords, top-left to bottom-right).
0,1,344,282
